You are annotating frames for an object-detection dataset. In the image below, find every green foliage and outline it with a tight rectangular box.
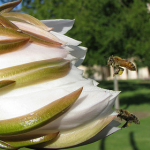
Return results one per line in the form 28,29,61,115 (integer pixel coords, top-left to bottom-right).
7,0,150,67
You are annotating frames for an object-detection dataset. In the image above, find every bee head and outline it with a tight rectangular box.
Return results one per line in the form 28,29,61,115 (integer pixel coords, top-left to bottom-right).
117,109,124,117
107,55,114,66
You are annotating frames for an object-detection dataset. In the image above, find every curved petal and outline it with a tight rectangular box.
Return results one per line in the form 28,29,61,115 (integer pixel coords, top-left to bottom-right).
0,0,21,14
12,21,65,45
32,115,116,149
51,31,81,46
41,19,75,34
0,15,19,30
0,76,119,130
0,58,70,87
0,43,68,69
66,45,87,66
0,38,29,54
0,27,62,47
2,132,59,148
0,88,82,135
0,80,15,89
79,120,120,145
0,140,16,150
0,66,84,97
2,12,51,31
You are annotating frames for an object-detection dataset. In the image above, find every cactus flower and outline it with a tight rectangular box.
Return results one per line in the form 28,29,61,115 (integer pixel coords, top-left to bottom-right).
0,0,120,149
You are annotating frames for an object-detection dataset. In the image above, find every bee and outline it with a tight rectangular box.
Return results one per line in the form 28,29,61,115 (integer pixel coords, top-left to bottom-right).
107,55,136,76
116,109,140,128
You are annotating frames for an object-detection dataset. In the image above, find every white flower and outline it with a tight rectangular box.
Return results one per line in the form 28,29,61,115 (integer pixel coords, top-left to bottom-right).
0,0,120,149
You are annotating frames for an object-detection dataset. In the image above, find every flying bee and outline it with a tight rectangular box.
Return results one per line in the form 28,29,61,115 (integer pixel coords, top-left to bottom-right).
116,109,140,128
107,55,136,76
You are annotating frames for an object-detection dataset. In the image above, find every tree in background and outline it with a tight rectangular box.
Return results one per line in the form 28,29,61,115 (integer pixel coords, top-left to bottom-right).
2,0,150,67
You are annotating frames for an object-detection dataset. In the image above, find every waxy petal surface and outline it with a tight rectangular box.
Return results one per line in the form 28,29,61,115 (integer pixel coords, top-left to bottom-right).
2,132,59,148
51,31,81,46
33,115,116,149
0,43,68,69
0,66,119,131
41,19,75,34
0,27,62,47
0,140,16,150
0,88,82,136
0,0,21,14
0,80,15,89
79,120,120,146
0,15,19,30
67,45,87,66
0,38,29,54
2,12,51,31
12,21,65,45
0,58,70,87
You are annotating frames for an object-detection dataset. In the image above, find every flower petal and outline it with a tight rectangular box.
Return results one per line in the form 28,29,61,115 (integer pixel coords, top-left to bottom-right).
0,58,70,87
79,120,120,145
2,132,59,148
0,66,119,130
0,0,21,14
51,31,81,46
41,19,75,34
0,140,16,150
0,43,68,69
97,90,120,118
39,81,119,130
0,15,19,30
33,115,116,149
2,12,51,31
0,27,62,47
0,88,83,136
0,80,15,89
67,45,87,66
0,38,29,54
12,21,65,45
99,120,120,138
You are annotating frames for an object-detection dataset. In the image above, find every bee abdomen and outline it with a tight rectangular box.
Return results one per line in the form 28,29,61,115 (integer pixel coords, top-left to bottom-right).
120,60,136,71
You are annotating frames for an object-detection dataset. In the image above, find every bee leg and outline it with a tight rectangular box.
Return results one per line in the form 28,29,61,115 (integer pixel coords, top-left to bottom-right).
121,121,128,128
113,68,120,76
122,121,132,128
118,67,124,75
119,67,124,71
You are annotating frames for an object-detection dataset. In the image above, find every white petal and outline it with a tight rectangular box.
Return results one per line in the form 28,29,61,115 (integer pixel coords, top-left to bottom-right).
0,66,83,97
80,120,120,145
41,19,75,34
68,46,87,66
0,43,68,69
51,31,81,46
93,120,121,139
68,46,87,57
0,88,118,130
40,90,110,130
12,21,65,45
0,67,119,130
98,91,120,118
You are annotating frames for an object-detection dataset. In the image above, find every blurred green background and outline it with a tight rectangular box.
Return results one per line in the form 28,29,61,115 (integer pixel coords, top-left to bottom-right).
0,0,150,150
